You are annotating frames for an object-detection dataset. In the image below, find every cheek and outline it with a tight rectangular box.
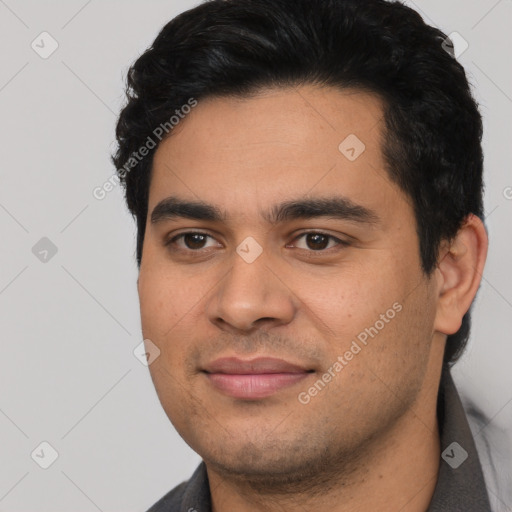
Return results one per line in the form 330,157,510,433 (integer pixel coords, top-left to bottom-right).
138,265,196,343
301,262,430,381
137,268,203,410
297,260,407,340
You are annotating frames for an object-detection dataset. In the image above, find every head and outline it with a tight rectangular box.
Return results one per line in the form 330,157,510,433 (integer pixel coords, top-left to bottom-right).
112,0,487,489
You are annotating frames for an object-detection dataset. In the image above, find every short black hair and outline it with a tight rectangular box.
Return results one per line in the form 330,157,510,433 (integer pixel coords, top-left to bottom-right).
112,0,485,366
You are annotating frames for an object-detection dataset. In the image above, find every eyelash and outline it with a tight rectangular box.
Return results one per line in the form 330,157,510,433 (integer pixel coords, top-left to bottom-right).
165,231,350,255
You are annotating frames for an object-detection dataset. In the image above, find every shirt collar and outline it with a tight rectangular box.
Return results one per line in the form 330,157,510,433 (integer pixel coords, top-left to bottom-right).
426,367,491,510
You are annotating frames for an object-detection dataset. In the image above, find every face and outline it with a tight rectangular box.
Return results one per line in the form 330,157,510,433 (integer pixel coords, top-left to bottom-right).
137,85,441,486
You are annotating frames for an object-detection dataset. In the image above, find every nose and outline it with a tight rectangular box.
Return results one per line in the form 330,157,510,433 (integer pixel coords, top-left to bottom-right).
206,247,296,333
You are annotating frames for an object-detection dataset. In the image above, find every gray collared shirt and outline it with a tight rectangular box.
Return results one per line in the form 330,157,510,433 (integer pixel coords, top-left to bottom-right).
147,368,492,511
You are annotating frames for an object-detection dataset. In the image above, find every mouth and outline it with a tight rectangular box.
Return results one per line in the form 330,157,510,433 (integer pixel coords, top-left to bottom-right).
202,356,314,399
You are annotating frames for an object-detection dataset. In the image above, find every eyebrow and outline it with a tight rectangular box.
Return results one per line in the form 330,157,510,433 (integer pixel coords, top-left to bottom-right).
150,195,380,226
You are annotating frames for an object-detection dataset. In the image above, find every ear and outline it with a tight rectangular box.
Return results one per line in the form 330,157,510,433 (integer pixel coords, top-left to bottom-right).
433,214,488,335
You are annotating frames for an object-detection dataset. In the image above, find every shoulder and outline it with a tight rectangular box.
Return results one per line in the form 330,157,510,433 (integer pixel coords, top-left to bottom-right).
144,462,210,512
145,480,188,512
465,400,512,512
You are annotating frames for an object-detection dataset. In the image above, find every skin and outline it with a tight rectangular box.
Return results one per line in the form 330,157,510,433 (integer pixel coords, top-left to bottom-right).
137,85,488,511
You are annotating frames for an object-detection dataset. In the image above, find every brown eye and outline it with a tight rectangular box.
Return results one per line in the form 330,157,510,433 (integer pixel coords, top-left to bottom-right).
304,233,330,250
181,233,208,250
166,232,219,251
291,232,348,252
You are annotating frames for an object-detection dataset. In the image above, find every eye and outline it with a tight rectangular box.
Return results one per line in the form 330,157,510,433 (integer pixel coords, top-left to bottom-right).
165,230,350,254
166,232,220,251
288,232,350,252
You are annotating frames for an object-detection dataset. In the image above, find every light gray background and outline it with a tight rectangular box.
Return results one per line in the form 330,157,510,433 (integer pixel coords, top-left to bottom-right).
0,0,510,510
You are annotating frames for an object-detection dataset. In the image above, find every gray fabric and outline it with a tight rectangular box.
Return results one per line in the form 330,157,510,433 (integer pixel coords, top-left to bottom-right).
146,369,492,511
426,368,491,510
464,398,512,511
146,464,210,512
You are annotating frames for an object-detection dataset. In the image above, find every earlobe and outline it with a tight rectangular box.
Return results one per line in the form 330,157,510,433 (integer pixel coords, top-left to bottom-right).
433,214,488,335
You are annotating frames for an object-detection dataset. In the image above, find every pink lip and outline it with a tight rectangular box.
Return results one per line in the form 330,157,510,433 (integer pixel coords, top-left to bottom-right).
203,357,312,399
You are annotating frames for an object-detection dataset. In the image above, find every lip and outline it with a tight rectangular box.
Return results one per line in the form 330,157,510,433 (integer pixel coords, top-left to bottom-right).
202,357,313,399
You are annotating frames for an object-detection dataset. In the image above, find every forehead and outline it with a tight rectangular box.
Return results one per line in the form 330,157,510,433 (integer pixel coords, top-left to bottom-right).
149,85,406,225
153,85,384,163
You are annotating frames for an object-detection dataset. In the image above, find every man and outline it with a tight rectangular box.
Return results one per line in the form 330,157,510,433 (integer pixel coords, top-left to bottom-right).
112,0,494,510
